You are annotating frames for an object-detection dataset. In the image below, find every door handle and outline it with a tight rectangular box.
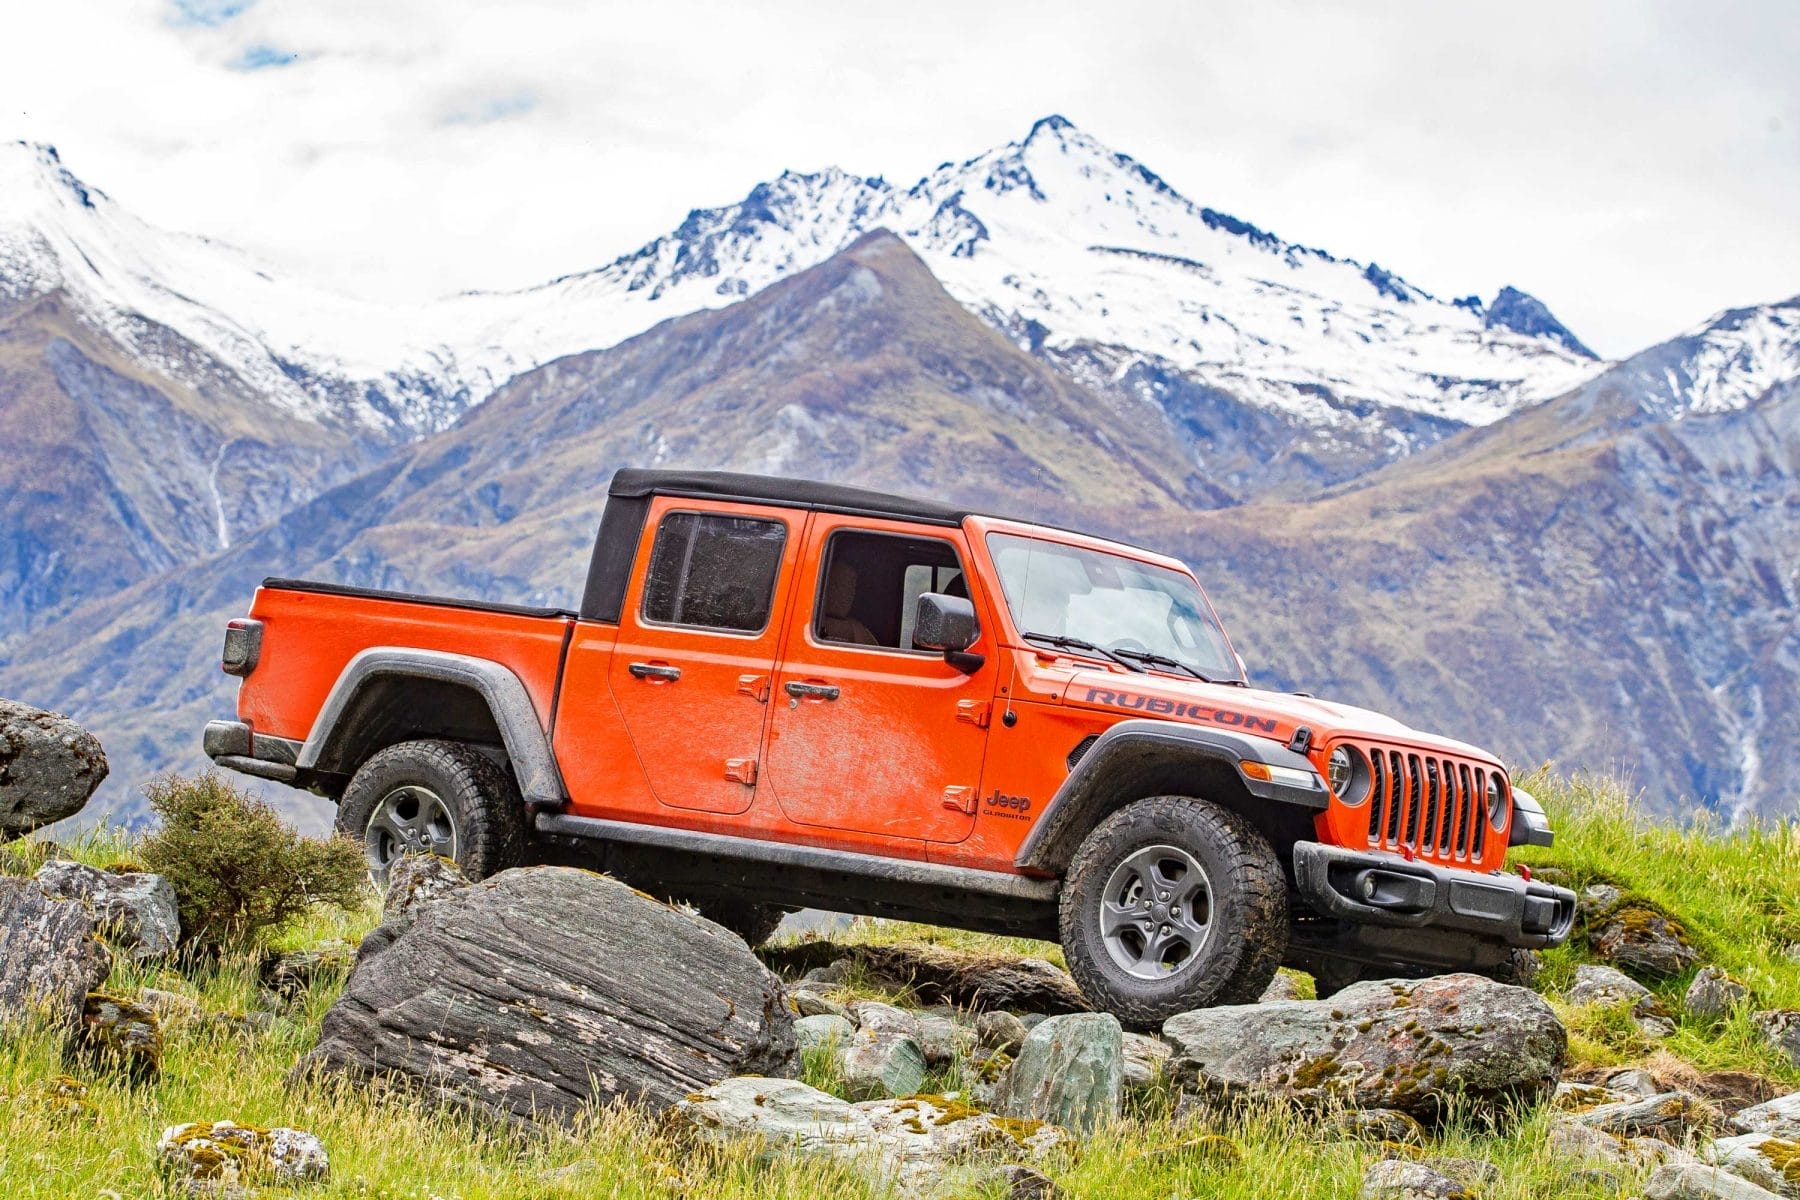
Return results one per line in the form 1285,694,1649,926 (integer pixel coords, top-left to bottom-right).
628,662,682,682
784,680,840,701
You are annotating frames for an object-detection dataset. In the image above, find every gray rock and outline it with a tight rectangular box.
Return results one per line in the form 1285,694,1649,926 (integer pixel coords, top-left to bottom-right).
672,1077,1073,1197
1590,906,1701,979
158,1120,329,1192
852,1000,924,1040
0,875,112,1031
1333,1108,1425,1144
913,1011,972,1067
1567,963,1653,1007
1580,883,1624,917
977,1010,1029,1055
801,957,855,985
1163,973,1565,1120
34,860,179,960
79,992,162,1079
1704,1133,1800,1198
1356,1159,1464,1200
1569,1091,1720,1142
298,866,796,1129
1554,1080,1641,1110
1019,1012,1049,1030
1260,972,1305,1002
842,1029,928,1100
1645,1163,1786,1200
1121,1031,1171,1092
964,957,1087,1014
261,941,356,1000
139,987,206,1024
789,987,847,1018
794,1013,856,1054
1423,1157,1500,1190
1548,1118,1685,1169
1687,967,1752,1022
0,699,108,836
994,1163,1060,1200
1733,1093,1800,1139
381,854,468,919
1601,1067,1666,1098
1755,1012,1800,1068
997,1012,1123,1136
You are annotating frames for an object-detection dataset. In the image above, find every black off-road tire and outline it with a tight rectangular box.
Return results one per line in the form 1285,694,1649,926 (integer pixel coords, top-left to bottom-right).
1059,795,1288,1029
696,902,789,948
337,739,528,888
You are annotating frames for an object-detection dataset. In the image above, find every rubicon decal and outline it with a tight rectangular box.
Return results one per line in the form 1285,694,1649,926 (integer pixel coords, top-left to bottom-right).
1080,688,1280,735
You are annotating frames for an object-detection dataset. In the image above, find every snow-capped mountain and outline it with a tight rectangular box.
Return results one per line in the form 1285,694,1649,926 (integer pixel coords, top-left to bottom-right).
3,118,1605,448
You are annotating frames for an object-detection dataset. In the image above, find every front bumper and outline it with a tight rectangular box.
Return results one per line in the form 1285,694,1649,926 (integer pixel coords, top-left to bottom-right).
203,719,301,784
1293,841,1576,949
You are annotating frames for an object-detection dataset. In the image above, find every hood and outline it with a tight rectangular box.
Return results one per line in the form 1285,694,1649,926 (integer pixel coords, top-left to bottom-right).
1059,667,1500,764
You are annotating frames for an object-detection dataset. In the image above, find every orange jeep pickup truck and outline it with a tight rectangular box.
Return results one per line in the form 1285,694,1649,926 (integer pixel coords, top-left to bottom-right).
205,468,1574,1023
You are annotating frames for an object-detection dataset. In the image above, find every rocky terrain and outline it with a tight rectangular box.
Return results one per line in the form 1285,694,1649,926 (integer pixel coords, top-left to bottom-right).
2,701,1798,1198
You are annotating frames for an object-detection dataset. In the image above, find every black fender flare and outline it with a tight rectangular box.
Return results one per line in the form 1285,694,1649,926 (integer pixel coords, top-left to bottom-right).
1012,719,1326,875
295,647,567,810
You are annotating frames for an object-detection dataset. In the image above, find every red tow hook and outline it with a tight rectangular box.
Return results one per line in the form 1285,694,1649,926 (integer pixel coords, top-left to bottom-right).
1517,863,1533,882
1399,844,1416,862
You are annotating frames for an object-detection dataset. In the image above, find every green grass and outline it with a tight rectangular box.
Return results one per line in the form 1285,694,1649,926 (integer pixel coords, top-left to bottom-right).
2,772,1795,1198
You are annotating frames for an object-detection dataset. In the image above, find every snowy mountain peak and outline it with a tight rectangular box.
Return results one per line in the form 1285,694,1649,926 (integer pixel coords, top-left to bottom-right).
1635,296,1800,418
1484,285,1597,359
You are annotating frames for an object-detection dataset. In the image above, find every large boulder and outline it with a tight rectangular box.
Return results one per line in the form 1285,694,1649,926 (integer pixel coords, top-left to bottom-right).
1703,1134,1800,1198
0,699,108,836
1734,1093,1800,1140
996,1012,1124,1136
35,861,179,960
1687,967,1752,1022
297,866,796,1128
1163,973,1566,1121
0,875,112,1031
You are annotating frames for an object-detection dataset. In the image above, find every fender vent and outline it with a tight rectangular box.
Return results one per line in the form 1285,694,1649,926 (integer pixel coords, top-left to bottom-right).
1067,734,1100,770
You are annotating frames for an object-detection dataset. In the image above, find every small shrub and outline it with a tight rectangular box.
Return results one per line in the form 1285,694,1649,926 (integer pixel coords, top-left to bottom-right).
136,772,367,947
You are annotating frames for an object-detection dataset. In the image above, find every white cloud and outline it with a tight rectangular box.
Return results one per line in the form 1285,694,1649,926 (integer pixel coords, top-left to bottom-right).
2,0,1795,358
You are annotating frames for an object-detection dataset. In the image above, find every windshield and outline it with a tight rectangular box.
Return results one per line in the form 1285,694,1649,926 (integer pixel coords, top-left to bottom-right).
986,533,1242,682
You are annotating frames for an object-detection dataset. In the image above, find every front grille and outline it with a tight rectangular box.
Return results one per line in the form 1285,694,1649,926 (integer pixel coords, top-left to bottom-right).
1359,744,1493,863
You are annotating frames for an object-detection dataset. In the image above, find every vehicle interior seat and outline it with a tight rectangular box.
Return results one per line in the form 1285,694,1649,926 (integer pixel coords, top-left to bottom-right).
820,561,879,646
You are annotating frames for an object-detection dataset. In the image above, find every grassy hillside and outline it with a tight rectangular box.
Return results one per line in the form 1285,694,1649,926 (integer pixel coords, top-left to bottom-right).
2,773,1795,1198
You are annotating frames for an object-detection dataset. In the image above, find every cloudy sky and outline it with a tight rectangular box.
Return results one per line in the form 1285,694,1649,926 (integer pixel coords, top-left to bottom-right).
3,0,1795,359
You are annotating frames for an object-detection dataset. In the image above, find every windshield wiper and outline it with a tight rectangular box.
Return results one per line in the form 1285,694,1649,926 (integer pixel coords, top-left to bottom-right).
1020,631,1146,673
1107,647,1217,683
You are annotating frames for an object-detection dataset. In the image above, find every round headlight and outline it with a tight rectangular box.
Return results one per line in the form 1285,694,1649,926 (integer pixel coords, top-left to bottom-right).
1327,746,1369,805
1486,773,1508,830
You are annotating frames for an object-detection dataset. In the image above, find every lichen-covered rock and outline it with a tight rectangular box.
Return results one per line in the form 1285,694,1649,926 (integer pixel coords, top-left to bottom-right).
36,1074,97,1122
158,1120,328,1193
1568,1091,1720,1143
1590,905,1701,979
0,875,111,1031
1687,968,1752,1022
1755,1013,1800,1069
0,699,108,836
298,866,796,1129
852,1000,925,1041
842,1029,928,1100
913,1009,973,1067
35,860,179,960
978,1010,1029,1055
1703,1134,1800,1198
1164,973,1565,1121
79,991,162,1078
381,853,468,919
1547,1117,1686,1169
997,1012,1123,1136
1644,1162,1787,1200
1261,972,1305,1003
789,985,847,1018
1735,1094,1800,1140
1567,963,1653,1007
672,1077,1072,1197
1356,1159,1468,1200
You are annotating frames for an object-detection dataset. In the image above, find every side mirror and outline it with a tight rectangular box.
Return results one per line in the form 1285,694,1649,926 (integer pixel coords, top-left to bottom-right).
914,593,983,670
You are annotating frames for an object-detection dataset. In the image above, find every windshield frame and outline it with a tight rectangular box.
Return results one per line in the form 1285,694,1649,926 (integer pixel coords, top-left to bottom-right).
966,517,1246,684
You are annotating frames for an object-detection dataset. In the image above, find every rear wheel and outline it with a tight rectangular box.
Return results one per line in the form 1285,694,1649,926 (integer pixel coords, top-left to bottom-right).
1059,795,1287,1029
337,739,527,889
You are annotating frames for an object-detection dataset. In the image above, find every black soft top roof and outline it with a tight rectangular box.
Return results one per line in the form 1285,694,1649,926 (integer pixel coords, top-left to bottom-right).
607,468,979,526
582,469,987,623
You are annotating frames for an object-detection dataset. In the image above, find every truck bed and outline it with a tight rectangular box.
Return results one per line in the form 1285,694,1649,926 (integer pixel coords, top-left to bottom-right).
237,578,575,751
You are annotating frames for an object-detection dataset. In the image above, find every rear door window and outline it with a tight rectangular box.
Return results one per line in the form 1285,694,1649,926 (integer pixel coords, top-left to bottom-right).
641,512,787,633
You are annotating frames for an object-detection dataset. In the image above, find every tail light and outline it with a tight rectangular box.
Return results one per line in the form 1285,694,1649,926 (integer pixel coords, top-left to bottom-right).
221,619,263,676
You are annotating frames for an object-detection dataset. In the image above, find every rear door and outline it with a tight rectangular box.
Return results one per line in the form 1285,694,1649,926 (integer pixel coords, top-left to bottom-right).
607,498,801,815
761,515,997,843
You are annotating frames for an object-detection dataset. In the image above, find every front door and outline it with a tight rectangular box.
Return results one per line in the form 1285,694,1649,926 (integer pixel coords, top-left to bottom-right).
607,499,801,815
762,516,995,843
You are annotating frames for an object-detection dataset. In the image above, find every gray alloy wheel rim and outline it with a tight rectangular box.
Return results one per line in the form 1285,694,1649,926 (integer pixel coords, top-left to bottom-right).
364,784,459,886
1098,843,1214,981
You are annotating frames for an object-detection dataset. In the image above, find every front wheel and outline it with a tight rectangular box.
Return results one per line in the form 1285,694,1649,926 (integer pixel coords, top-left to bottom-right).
337,739,528,889
1059,795,1288,1029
